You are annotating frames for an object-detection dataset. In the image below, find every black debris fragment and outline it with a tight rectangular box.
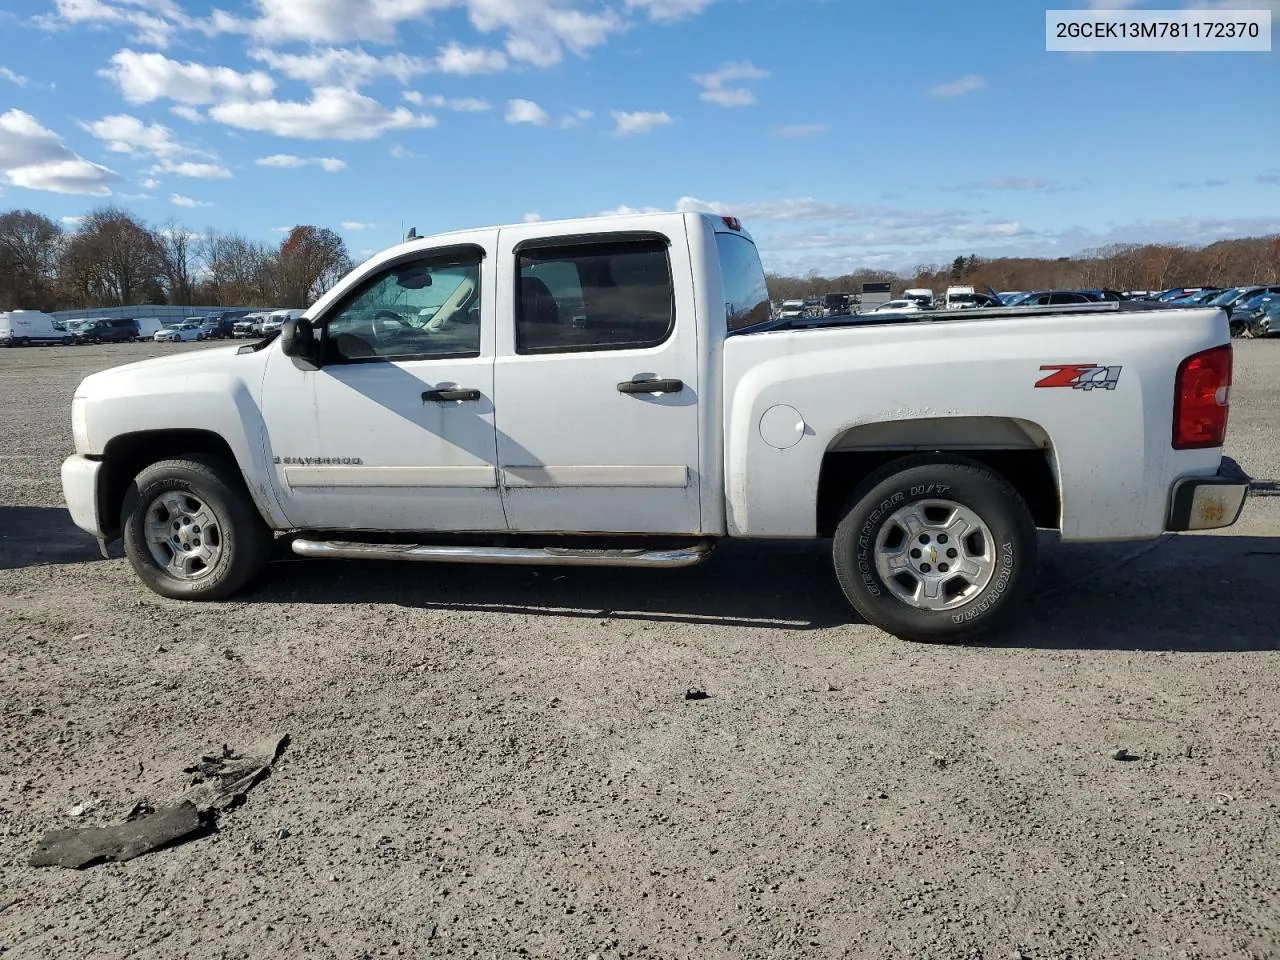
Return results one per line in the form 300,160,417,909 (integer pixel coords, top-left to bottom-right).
684,688,710,701
30,735,288,869
1112,748,1139,762
29,802,201,869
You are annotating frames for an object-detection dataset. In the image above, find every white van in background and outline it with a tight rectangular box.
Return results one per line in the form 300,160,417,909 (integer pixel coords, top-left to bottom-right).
0,310,69,346
133,318,166,341
945,285,977,310
902,288,935,309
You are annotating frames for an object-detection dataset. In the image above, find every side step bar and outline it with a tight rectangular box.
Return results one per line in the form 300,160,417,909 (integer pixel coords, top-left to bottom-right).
291,539,714,569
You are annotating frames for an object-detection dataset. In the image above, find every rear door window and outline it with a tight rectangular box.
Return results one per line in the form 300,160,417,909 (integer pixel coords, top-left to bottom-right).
516,238,674,354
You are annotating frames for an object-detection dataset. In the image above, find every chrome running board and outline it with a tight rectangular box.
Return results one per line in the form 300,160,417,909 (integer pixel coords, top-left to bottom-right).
291,539,714,569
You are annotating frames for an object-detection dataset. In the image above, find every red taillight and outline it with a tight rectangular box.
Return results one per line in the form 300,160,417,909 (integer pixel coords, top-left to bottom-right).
1173,344,1232,449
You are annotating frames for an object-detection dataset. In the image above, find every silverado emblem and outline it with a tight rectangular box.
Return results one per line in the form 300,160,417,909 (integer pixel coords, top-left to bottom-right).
1035,364,1122,391
273,457,364,465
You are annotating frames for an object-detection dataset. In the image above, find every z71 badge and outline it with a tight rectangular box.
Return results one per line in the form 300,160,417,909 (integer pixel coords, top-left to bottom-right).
1035,363,1122,391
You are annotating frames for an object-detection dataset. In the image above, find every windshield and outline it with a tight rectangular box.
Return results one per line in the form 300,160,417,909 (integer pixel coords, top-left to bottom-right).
1207,288,1242,306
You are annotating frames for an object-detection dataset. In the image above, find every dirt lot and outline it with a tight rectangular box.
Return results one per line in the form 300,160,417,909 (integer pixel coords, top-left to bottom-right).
1,339,1277,960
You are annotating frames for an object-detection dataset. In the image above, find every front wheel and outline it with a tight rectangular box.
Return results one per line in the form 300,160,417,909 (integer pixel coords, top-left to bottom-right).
832,455,1037,643
121,456,271,600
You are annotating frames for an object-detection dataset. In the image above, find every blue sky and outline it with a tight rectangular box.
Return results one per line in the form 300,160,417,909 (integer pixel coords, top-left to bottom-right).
0,0,1276,274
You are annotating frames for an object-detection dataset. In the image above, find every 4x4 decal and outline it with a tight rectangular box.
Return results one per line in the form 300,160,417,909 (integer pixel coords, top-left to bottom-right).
1036,363,1122,391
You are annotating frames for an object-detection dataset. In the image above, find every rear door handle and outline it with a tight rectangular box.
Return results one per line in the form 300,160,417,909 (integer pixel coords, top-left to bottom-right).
422,388,481,402
617,378,684,395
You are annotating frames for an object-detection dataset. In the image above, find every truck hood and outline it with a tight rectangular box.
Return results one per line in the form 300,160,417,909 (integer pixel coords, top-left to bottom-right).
75,345,249,398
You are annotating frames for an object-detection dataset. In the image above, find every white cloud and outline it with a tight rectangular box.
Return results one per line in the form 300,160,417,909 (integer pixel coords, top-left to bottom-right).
1,67,32,87
256,154,347,171
210,87,436,141
341,220,375,230
102,49,275,105
625,0,715,22
170,193,211,207
141,177,160,188
559,108,593,128
600,203,665,216
249,46,429,86
948,178,1063,192
82,113,186,159
691,61,767,107
931,74,985,99
151,159,232,179
772,124,827,139
522,212,543,222
0,109,120,196
170,105,204,123
41,0,178,48
610,110,672,137
435,42,508,75
62,215,85,225
407,91,492,111
270,225,291,233
505,98,550,126
389,143,422,160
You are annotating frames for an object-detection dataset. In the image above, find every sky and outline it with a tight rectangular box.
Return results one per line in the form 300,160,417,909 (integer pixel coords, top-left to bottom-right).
0,0,1277,275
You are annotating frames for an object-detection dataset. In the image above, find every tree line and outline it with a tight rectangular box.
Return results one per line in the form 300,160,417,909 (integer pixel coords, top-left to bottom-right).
5,206,1278,311
766,235,1280,300
0,207,353,312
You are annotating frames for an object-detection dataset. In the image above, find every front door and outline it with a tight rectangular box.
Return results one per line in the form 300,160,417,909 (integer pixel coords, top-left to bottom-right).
492,223,702,534
260,240,506,532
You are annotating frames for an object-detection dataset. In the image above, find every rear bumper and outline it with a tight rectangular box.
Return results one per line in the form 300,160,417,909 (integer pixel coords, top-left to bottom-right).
62,454,107,540
1166,457,1250,532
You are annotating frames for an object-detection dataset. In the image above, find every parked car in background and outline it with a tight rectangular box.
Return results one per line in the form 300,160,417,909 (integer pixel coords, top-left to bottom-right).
1231,290,1280,336
823,292,852,316
234,314,268,338
154,321,205,343
200,316,237,340
0,310,70,346
1156,288,1202,302
778,299,805,320
261,309,305,335
1247,299,1280,337
871,299,925,314
72,317,139,344
997,291,1026,304
1009,290,1094,306
132,318,165,341
1170,288,1225,306
902,288,936,308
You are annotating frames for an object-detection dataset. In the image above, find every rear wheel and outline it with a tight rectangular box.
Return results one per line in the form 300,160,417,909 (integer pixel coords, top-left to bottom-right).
832,455,1037,643
121,456,271,600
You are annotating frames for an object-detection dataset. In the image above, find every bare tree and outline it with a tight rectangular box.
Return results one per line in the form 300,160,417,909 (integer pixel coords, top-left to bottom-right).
156,220,198,306
198,229,276,305
61,207,163,306
0,210,64,310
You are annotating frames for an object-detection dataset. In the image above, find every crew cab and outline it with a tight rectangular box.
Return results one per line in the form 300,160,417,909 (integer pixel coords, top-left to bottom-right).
60,212,1249,642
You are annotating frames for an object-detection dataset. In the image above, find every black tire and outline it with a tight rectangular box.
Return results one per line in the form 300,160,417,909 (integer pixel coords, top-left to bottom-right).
121,455,271,600
832,454,1037,643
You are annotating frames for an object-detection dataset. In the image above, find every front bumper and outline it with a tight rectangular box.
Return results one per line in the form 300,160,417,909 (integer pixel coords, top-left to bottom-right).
1166,457,1250,532
61,454,107,539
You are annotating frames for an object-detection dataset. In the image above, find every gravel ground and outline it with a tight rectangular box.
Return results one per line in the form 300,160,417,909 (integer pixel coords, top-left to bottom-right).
1,339,1277,960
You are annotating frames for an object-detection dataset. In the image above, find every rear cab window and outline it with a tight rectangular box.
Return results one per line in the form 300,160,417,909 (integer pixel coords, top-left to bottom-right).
715,231,771,331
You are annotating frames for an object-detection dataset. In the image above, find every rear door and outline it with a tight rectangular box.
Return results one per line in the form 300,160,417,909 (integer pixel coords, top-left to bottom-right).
492,217,702,534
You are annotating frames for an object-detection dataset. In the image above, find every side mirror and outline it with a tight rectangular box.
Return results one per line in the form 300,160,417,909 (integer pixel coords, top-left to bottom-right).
280,318,319,369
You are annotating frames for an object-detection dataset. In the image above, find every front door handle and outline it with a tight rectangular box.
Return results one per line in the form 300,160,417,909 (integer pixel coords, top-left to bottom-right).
422,388,481,402
617,378,684,395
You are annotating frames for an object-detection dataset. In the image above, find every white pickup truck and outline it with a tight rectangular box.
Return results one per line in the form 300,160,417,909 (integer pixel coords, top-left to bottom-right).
60,212,1249,642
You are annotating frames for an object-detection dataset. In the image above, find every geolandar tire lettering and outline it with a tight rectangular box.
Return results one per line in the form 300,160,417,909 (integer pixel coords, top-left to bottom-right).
832,455,1037,644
